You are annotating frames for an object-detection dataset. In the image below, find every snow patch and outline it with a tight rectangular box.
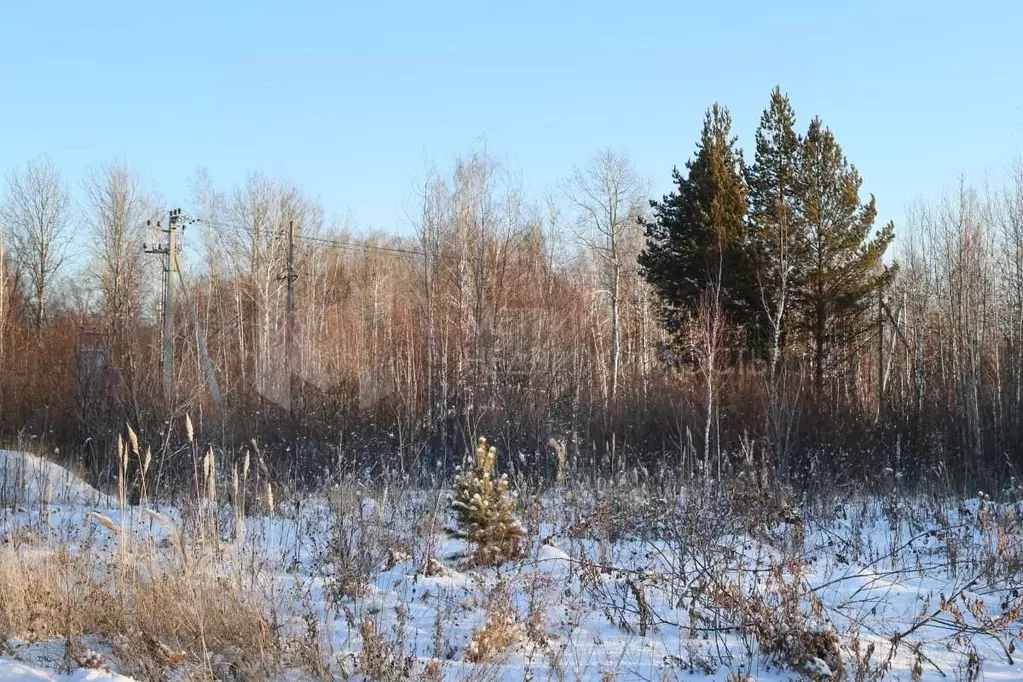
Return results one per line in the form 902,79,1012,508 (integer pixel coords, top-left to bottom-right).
0,658,135,682
0,451,112,507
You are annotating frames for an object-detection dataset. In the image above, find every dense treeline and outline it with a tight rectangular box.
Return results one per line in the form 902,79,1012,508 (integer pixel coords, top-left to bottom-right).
0,89,1021,492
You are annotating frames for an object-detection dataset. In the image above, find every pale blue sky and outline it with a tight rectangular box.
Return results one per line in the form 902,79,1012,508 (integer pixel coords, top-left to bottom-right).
1,1,1021,242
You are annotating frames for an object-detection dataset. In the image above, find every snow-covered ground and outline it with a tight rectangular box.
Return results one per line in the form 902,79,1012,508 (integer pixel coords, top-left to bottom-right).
1,451,1021,681
0,658,132,682
0,450,111,507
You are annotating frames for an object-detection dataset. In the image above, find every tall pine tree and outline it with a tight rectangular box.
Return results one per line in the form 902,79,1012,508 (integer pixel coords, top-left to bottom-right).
796,117,896,394
746,88,804,378
639,104,749,344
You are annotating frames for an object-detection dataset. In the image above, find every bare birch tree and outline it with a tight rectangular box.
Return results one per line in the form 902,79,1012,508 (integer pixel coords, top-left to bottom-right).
0,227,7,360
566,149,644,407
1,159,73,331
411,167,449,457
996,158,1023,444
84,162,155,334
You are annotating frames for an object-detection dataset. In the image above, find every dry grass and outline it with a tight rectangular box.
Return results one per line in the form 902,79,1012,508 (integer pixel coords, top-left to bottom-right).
0,528,278,681
0,421,284,681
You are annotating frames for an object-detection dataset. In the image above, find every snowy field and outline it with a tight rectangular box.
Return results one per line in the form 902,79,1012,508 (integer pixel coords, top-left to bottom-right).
1,449,1022,681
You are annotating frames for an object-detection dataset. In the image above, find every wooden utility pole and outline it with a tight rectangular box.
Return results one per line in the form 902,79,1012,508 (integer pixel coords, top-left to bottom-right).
144,209,181,404
145,208,222,412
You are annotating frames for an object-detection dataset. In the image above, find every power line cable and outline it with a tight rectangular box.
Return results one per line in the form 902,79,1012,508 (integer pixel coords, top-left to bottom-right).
202,223,423,257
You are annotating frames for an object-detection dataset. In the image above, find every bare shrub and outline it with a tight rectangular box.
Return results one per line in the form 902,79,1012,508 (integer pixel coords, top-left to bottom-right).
708,569,844,680
354,616,414,681
323,488,386,604
466,581,521,663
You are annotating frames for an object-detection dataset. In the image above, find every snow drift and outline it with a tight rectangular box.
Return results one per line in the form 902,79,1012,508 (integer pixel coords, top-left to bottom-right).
0,450,111,507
